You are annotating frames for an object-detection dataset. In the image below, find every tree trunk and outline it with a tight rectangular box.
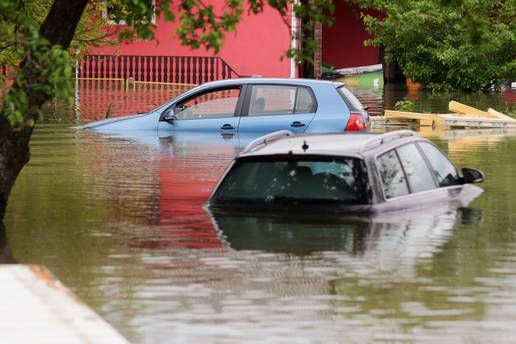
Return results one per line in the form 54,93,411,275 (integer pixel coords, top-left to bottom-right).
299,20,315,79
0,222,16,263
0,120,32,220
0,0,88,220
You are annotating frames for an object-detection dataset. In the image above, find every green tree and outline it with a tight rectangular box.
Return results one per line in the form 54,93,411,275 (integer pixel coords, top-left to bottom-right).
352,0,516,92
0,1,112,66
0,0,333,220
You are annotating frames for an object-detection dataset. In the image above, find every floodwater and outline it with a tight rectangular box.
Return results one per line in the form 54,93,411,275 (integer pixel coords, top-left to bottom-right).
2,81,516,343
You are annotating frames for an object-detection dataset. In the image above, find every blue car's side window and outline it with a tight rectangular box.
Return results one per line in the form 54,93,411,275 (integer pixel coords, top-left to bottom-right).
174,87,241,120
248,85,315,116
295,87,315,114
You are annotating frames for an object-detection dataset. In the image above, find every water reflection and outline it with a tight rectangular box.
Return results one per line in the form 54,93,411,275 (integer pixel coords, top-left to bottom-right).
366,83,516,117
3,81,515,342
88,129,271,156
74,127,497,257
116,132,235,251
211,205,482,267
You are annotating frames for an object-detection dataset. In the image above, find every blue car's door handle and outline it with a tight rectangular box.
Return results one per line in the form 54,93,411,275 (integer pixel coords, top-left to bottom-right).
220,124,235,130
290,121,306,128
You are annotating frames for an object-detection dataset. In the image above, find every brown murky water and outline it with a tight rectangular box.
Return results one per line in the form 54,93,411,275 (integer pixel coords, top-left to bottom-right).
3,82,516,343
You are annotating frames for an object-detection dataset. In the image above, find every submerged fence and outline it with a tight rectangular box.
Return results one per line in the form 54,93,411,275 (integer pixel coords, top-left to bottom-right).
76,79,193,120
2,55,240,121
77,55,240,85
75,55,240,120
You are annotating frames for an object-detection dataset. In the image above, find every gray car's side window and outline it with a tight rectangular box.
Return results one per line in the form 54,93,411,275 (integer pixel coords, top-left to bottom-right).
174,87,241,120
418,142,460,187
377,149,409,199
396,143,437,193
248,85,315,116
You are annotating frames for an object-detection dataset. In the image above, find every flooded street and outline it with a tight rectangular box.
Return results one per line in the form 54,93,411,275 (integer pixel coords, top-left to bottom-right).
3,82,516,343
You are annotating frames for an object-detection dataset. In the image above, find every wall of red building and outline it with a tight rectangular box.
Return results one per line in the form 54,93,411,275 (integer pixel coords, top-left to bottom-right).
90,5,292,78
322,3,380,69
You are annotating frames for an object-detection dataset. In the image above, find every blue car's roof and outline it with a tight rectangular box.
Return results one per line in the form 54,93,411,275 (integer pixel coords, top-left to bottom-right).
151,77,345,113
199,77,343,87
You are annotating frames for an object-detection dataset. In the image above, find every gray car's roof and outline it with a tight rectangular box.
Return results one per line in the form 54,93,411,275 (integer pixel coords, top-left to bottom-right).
239,130,421,158
241,133,376,157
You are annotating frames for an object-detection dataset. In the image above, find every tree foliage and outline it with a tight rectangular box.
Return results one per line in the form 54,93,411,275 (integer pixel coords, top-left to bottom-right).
0,0,116,127
0,1,112,65
352,0,516,92
1,1,72,127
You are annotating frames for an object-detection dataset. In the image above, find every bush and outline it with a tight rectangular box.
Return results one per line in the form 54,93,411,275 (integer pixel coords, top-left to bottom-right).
354,0,516,92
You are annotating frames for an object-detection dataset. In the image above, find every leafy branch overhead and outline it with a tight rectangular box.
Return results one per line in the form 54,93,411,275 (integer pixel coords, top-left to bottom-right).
350,0,516,92
0,0,77,127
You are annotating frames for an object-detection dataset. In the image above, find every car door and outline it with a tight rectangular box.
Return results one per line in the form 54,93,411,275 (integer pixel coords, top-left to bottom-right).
395,143,438,194
416,141,462,188
375,143,443,211
157,85,243,136
237,84,317,134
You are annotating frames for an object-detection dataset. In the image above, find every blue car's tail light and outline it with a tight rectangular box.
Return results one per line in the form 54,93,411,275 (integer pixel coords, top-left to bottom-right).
345,113,366,131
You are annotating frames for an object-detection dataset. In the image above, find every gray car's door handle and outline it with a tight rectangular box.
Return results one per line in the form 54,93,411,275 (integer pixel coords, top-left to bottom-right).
290,121,306,128
220,124,235,130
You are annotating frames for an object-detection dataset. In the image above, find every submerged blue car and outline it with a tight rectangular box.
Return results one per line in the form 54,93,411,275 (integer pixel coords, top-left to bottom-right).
82,78,369,134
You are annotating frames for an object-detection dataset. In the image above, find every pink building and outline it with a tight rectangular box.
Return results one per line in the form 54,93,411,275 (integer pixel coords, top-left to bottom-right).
84,1,380,82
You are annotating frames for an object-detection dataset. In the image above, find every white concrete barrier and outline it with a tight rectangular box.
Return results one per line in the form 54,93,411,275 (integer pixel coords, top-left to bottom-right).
0,265,128,344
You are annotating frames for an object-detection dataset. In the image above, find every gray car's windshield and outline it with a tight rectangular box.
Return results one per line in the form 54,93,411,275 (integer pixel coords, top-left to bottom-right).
211,156,369,206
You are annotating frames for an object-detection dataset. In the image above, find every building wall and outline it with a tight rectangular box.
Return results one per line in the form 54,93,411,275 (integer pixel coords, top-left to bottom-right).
90,5,292,78
322,3,379,69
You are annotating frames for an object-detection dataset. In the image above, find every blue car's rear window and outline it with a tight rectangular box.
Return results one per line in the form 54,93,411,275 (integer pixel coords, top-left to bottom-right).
337,86,365,111
211,156,369,206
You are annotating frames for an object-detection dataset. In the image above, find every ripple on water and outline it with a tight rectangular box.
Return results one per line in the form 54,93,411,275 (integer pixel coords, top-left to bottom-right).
4,93,516,343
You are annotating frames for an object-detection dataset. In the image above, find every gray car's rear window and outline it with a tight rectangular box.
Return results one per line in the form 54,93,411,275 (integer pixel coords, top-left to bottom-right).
211,156,369,206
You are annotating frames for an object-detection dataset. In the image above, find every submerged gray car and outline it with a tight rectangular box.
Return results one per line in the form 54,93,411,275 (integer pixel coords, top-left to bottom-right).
208,130,485,213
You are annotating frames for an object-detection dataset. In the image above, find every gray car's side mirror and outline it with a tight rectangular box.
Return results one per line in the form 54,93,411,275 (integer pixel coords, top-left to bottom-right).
462,167,485,184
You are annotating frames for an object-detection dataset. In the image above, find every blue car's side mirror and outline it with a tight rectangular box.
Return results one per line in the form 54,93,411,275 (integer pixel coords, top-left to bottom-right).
161,108,177,122
462,167,485,184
